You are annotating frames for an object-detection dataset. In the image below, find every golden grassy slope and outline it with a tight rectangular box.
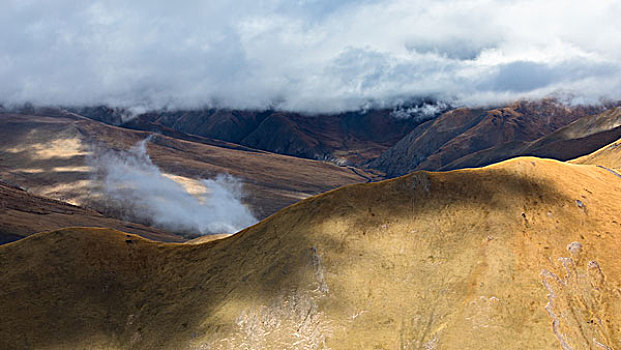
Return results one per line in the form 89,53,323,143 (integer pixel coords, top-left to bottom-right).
572,137,621,171
1,156,620,349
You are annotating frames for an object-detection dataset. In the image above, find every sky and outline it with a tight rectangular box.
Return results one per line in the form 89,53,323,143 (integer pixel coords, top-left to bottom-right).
1,0,620,113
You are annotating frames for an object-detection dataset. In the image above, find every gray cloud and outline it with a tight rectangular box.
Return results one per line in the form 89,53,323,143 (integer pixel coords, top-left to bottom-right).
1,0,620,112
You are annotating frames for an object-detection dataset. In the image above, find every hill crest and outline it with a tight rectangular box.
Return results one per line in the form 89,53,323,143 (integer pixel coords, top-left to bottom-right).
1,155,620,349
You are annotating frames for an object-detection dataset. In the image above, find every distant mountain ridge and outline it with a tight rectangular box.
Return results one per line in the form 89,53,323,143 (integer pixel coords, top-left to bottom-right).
70,106,434,165
6,99,620,178
370,100,619,176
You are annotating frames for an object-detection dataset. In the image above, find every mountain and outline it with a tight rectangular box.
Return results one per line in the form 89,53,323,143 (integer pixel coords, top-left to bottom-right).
2,153,619,349
521,106,621,160
123,109,269,144
437,106,621,172
81,107,421,165
0,180,183,244
0,112,377,221
370,100,609,176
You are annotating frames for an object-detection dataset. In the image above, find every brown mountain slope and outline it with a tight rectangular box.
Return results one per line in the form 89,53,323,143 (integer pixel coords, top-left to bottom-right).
441,106,621,171
0,181,183,244
0,113,376,220
519,106,621,159
2,156,620,349
370,100,606,176
122,109,270,146
120,109,418,165
239,110,419,165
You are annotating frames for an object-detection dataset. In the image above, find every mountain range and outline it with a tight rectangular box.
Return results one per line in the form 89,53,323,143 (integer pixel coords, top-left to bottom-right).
0,100,620,349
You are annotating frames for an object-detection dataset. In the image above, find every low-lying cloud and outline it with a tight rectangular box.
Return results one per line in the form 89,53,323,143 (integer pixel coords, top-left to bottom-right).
88,139,257,234
2,0,621,112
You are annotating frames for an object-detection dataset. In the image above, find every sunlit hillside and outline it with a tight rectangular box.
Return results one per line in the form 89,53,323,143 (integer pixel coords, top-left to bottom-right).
573,137,621,172
2,147,620,349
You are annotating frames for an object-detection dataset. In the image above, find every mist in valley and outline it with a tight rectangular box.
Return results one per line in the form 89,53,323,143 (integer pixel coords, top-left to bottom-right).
87,139,257,235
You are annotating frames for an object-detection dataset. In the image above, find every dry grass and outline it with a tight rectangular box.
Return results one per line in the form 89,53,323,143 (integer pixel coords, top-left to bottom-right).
572,137,621,171
1,153,620,349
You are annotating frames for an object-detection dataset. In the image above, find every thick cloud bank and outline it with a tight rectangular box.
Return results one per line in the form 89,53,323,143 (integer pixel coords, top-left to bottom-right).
89,139,256,234
2,0,621,112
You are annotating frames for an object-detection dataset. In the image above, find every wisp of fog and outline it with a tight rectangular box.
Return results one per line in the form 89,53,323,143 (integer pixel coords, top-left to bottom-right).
88,139,257,234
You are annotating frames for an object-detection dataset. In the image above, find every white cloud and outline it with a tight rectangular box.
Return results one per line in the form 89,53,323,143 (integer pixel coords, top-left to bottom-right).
89,139,257,234
1,0,620,112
